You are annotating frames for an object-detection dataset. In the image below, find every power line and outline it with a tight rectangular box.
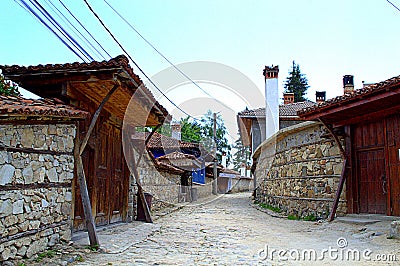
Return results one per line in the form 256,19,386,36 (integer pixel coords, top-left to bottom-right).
43,0,107,60
83,0,199,121
16,0,88,62
29,0,94,61
57,0,112,59
103,0,233,112
386,0,400,12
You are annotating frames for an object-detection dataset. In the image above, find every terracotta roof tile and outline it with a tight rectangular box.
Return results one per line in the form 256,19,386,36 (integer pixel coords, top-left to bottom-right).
238,101,316,118
0,95,89,119
0,55,169,119
298,74,400,115
131,132,200,149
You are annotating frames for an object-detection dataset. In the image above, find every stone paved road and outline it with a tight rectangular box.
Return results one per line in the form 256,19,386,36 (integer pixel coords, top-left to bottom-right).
75,193,399,266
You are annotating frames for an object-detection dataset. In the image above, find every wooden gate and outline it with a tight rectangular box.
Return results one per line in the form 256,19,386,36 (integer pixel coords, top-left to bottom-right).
386,114,400,216
73,107,129,230
354,120,387,214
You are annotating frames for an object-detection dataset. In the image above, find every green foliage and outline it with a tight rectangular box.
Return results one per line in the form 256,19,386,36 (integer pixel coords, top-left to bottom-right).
76,255,84,262
283,61,309,102
34,249,56,262
303,214,317,221
180,116,202,143
0,73,20,96
232,133,251,171
85,244,99,251
180,110,232,164
287,215,300,220
18,263,26,266
258,202,282,213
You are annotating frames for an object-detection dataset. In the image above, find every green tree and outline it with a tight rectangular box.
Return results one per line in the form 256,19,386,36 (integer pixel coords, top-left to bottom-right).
199,110,231,164
232,134,251,171
283,61,309,102
0,73,20,96
180,116,202,143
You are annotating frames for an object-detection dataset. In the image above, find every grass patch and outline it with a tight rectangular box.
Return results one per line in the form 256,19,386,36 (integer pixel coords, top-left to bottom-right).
303,214,317,221
34,249,56,262
76,255,84,262
258,203,282,213
85,244,99,251
287,215,300,220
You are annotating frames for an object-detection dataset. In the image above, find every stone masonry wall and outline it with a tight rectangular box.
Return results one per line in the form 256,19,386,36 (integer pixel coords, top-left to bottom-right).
253,122,346,219
0,124,76,261
128,151,181,220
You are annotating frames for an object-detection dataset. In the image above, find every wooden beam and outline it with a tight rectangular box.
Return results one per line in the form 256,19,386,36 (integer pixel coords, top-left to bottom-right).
318,119,345,158
79,83,119,156
328,159,348,222
76,82,119,248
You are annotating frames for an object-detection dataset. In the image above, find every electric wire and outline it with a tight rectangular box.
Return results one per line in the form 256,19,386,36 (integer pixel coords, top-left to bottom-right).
103,0,233,113
16,0,87,62
82,0,200,121
386,0,400,12
57,0,112,59
43,0,107,60
29,0,94,61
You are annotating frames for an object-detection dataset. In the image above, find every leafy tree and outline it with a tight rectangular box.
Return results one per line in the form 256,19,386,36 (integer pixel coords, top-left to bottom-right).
180,116,202,143
283,61,309,102
232,134,251,171
199,110,231,164
0,73,20,96
180,111,232,164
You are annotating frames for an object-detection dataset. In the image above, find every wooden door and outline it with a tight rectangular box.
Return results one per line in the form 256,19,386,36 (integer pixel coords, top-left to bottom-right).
386,114,400,216
354,120,387,214
109,126,124,223
357,149,387,214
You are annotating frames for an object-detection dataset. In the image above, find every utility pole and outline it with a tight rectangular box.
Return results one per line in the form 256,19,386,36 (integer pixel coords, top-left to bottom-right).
212,112,218,195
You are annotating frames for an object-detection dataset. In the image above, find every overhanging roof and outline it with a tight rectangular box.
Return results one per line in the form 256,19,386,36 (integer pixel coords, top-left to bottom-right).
298,75,400,127
1,55,169,126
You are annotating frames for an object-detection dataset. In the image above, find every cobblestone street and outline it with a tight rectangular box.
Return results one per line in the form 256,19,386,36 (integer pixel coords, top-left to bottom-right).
74,193,399,266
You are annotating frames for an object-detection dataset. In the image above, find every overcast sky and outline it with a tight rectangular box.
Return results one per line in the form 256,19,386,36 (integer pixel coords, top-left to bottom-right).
1,0,400,139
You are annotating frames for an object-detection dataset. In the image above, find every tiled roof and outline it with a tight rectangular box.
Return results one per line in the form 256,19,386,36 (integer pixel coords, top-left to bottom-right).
0,55,169,119
131,132,200,149
298,75,400,115
157,151,198,161
238,101,316,118
0,95,88,119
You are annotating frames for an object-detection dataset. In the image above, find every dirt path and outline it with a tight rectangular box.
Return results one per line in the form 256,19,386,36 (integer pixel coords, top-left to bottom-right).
73,192,399,265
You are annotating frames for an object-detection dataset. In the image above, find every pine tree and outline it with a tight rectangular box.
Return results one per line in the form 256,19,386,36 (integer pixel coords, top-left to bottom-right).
283,61,309,102
232,134,251,171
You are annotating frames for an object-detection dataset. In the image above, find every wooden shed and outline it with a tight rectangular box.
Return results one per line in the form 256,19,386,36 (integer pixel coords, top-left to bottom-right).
1,55,169,230
299,75,400,216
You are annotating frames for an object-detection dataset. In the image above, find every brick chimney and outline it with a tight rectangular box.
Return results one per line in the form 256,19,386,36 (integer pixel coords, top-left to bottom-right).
263,65,279,140
171,123,181,140
343,75,354,94
283,93,294,104
315,91,326,104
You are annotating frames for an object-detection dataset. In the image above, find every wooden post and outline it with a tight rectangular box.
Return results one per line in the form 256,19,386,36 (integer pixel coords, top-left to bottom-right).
212,113,218,195
76,83,119,247
318,118,347,222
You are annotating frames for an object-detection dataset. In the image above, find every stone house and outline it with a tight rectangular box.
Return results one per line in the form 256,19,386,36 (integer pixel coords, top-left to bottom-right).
253,73,400,219
1,55,169,231
237,98,316,154
0,95,88,260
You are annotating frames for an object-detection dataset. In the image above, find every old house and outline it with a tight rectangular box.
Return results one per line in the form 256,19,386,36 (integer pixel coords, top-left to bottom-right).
0,95,88,260
237,98,316,154
299,74,400,216
1,55,169,231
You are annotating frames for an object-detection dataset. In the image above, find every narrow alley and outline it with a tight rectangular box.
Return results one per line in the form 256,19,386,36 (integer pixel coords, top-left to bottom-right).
74,193,399,266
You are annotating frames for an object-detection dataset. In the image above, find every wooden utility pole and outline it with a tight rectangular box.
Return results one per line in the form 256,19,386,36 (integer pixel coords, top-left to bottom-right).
212,112,218,195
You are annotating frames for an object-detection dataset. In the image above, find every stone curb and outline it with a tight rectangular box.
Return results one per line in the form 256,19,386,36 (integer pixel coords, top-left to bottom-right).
249,202,287,219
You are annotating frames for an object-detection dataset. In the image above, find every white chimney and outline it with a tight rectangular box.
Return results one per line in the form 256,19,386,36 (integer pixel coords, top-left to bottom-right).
263,65,279,140
171,123,181,140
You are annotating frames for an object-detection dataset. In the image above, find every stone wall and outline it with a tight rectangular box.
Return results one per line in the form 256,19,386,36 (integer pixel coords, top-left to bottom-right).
128,151,181,219
253,122,346,219
0,124,76,261
230,177,253,193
